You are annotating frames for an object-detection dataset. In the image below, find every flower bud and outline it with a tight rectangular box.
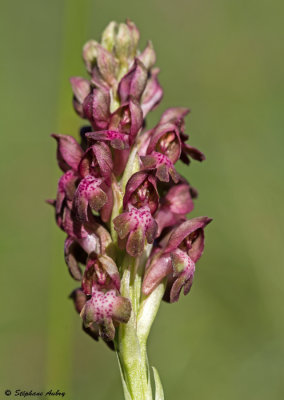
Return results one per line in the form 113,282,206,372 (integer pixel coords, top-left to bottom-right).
138,41,156,70
83,86,110,130
126,19,140,53
101,21,117,52
83,40,99,73
70,77,90,117
96,45,118,86
155,184,194,234
115,23,135,62
159,107,189,125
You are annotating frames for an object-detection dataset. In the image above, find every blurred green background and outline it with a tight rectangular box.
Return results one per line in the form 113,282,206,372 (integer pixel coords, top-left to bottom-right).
1,0,283,399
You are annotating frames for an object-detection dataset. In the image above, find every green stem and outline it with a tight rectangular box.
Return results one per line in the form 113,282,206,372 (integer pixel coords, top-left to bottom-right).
116,252,166,400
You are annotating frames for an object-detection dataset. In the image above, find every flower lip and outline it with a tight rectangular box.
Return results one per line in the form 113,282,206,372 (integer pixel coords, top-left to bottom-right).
81,289,131,341
168,248,196,303
86,130,130,150
141,151,180,183
73,175,108,222
113,204,158,257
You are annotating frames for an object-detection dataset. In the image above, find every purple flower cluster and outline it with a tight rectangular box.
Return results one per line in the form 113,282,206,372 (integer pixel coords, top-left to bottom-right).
49,20,211,345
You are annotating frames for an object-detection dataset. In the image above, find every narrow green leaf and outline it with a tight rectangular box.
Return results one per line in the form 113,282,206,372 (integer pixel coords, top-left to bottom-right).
116,352,132,400
152,366,164,400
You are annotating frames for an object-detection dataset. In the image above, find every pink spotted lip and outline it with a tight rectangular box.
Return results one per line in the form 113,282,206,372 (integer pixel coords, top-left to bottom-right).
86,130,130,149
172,249,195,275
90,290,116,322
127,204,153,230
77,175,104,194
151,151,173,168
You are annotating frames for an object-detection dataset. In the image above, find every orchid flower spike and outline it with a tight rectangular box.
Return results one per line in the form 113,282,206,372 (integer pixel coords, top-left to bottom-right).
49,19,212,400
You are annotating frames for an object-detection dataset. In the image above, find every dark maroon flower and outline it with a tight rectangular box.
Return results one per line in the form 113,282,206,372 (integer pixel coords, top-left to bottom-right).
142,217,211,298
108,99,143,144
82,254,121,295
123,171,159,214
113,205,158,257
83,86,111,131
158,107,206,164
180,142,206,164
164,216,212,262
86,130,130,150
70,288,87,314
78,142,113,178
55,170,78,215
62,217,109,255
155,184,194,235
64,237,87,281
146,122,181,163
73,175,108,222
51,134,83,172
165,249,196,303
